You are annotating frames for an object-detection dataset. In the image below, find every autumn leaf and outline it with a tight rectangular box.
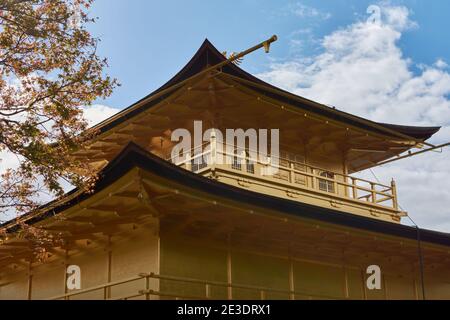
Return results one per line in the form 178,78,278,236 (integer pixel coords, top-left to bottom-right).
0,0,118,247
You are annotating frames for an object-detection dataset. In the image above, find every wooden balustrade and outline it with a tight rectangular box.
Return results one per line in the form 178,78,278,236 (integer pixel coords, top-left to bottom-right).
166,142,400,213
49,272,346,300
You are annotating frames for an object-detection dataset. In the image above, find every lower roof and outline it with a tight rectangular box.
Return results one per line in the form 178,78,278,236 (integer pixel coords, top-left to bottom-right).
3,142,450,248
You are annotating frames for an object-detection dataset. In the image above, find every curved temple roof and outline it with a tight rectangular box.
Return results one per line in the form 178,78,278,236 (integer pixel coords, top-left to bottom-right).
92,39,440,142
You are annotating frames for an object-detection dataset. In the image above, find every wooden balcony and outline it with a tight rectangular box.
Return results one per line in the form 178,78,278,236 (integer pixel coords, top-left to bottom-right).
167,139,406,223
49,272,347,300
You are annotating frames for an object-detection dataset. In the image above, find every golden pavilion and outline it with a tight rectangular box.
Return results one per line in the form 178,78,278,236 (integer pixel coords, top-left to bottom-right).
0,37,449,300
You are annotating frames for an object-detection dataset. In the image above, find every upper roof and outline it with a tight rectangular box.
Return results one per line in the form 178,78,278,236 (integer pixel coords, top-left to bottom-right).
92,39,440,142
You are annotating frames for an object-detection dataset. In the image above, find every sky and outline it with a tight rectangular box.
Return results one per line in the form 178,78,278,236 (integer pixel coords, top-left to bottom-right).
3,1,450,231
86,0,450,109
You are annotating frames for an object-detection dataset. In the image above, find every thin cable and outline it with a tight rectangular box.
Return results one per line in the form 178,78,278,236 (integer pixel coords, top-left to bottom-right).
369,169,381,184
406,215,426,300
370,168,426,299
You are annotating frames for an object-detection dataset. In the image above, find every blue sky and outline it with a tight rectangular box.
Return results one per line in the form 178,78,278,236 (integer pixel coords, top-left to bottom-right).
78,1,450,232
88,0,450,109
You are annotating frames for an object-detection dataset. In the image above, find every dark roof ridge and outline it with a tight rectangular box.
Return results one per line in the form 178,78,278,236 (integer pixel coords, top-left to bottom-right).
91,39,440,141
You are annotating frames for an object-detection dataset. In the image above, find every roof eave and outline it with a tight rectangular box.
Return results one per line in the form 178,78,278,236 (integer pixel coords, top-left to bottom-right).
88,39,440,144
4,142,450,248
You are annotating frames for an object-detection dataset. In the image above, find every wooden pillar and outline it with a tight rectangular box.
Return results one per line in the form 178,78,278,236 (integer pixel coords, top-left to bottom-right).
343,157,349,197
370,183,377,203
210,129,217,173
289,162,295,184
289,258,295,300
361,268,367,300
63,248,69,299
391,179,399,210
185,152,192,171
413,278,420,300
27,260,32,300
227,234,233,300
106,235,112,299
343,267,350,299
351,178,358,199
304,140,311,188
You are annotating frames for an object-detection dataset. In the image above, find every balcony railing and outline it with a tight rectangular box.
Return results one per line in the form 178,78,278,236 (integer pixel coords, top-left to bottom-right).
49,272,347,300
166,138,402,219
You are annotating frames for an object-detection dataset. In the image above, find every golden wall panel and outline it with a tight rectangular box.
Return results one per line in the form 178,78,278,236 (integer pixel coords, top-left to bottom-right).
293,260,345,299
30,263,66,300
110,228,160,300
0,271,28,300
231,251,289,300
384,275,416,300
160,236,228,299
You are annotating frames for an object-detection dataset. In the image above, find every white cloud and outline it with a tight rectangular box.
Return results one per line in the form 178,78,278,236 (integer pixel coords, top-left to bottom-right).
259,4,450,232
435,59,448,70
287,28,318,53
83,104,119,127
289,3,331,20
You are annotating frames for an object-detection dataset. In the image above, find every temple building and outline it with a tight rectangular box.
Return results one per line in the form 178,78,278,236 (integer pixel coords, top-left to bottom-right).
1,39,449,300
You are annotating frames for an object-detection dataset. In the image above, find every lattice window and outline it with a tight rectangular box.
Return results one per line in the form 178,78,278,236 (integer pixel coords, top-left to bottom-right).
231,154,242,171
191,154,207,172
319,171,335,193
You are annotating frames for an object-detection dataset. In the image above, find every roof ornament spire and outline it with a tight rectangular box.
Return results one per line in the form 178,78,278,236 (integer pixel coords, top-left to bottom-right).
221,51,244,66
263,35,277,53
221,35,277,66
221,35,278,66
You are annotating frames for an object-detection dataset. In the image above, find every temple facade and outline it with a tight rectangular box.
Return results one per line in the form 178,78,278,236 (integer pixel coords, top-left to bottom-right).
0,39,449,300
